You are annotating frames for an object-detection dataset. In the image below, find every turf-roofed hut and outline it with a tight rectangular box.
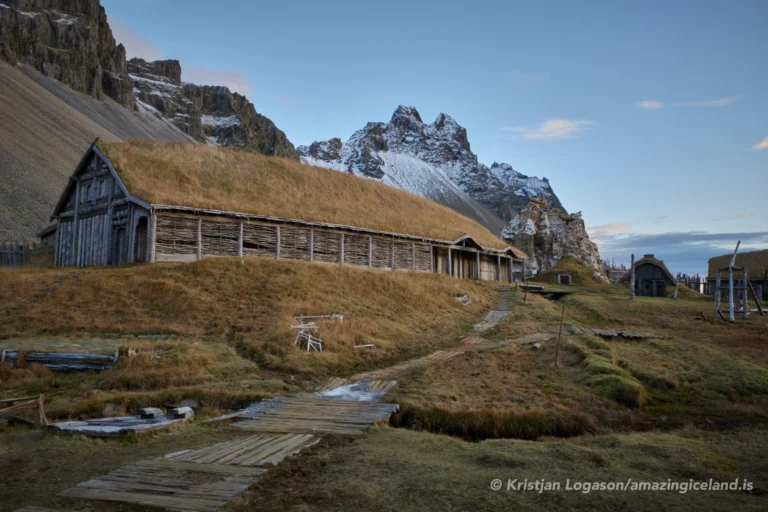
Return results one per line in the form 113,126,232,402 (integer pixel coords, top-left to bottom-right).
706,249,768,301
46,141,527,281
622,254,677,297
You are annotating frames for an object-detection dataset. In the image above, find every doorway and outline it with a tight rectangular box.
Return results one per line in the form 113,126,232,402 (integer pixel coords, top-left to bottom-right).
113,227,126,265
134,217,148,263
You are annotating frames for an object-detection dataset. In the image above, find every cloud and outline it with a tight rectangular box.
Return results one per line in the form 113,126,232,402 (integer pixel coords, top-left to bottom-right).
110,19,164,61
713,210,757,221
753,137,768,151
183,67,252,96
636,100,663,111
595,230,768,275
505,70,550,84
673,96,741,108
501,119,595,141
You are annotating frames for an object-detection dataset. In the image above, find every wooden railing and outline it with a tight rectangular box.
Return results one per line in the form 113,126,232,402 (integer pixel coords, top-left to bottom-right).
0,240,38,267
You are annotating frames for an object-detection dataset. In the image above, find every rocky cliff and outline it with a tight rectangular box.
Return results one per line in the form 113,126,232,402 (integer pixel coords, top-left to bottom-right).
0,0,134,108
128,58,297,158
299,106,602,273
502,199,605,279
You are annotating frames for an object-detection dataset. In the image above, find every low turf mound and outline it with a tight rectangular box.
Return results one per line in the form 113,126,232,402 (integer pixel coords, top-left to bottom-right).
531,255,603,285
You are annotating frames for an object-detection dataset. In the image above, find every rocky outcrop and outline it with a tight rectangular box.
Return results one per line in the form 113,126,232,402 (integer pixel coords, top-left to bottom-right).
502,199,605,278
0,0,134,108
128,58,297,158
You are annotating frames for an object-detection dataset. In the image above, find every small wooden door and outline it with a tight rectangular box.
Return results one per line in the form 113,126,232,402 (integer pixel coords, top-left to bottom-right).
113,227,126,265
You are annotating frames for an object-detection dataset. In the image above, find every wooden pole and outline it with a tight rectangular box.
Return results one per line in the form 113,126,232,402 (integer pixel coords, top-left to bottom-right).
196,218,202,261
310,229,314,261
237,222,243,258
743,267,749,320
555,303,565,368
447,247,452,277
629,254,635,301
412,242,416,271
368,236,372,267
475,252,480,280
340,233,345,264
496,254,501,282
390,239,395,271
276,226,281,260
728,241,740,322
748,279,764,316
714,271,721,319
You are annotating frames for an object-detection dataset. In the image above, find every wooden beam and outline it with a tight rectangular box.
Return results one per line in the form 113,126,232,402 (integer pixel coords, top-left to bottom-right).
368,236,372,267
391,239,395,271
104,177,115,265
714,270,721,319
743,267,749,320
196,218,202,261
629,254,635,301
475,252,480,280
496,254,501,282
447,247,452,277
309,229,314,262
412,242,416,270
150,212,157,263
340,233,345,264
72,179,81,267
748,279,764,316
238,221,244,258
276,226,281,260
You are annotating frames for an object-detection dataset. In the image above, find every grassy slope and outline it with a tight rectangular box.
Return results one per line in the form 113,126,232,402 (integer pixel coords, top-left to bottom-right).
531,255,603,285
0,258,493,418
98,140,509,249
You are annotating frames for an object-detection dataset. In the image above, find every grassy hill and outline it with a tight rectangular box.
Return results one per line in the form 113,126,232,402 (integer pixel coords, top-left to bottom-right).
531,255,604,285
99,140,510,249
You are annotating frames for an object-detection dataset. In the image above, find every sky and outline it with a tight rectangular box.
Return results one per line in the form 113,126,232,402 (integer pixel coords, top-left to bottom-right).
102,0,767,275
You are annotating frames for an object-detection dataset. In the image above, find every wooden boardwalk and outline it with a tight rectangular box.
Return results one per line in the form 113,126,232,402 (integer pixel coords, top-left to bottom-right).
44,287,516,511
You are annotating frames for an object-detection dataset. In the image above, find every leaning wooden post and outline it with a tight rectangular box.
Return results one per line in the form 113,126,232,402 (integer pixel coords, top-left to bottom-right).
555,303,566,368
728,241,740,322
629,254,635,301
714,270,721,319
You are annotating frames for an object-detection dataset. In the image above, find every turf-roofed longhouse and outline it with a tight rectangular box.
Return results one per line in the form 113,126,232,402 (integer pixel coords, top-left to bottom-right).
41,141,528,281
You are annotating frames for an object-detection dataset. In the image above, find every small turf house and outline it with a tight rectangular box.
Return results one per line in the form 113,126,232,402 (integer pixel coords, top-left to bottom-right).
45,141,526,281
622,254,677,297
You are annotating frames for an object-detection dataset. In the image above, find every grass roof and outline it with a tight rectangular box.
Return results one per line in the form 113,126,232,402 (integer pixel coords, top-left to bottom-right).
531,255,604,285
707,249,768,280
97,141,509,250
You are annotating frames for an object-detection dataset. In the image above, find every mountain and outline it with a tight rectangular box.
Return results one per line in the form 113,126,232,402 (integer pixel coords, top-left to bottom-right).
298,106,602,274
128,58,296,158
0,0,295,239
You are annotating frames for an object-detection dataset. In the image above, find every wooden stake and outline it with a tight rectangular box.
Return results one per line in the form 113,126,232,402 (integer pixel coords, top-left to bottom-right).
728,241,740,322
748,278,764,316
629,254,635,301
555,303,565,368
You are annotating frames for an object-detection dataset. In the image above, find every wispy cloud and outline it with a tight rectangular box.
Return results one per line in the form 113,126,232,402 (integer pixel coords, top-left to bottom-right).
673,96,741,108
110,19,164,61
712,210,757,221
753,137,768,151
636,100,663,111
588,223,630,244
182,67,251,96
501,119,595,141
505,70,550,84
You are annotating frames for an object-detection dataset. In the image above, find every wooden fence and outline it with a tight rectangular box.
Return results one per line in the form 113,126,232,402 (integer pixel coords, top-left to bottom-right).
0,240,38,267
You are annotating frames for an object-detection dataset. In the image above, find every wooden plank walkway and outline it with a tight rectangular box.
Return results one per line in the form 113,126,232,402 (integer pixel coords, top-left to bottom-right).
166,433,319,466
59,459,265,512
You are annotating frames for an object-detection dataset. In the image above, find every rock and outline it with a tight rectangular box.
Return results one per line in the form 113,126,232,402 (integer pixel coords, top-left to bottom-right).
530,343,541,351
570,326,584,335
502,200,606,278
138,407,164,419
0,0,134,109
128,58,297,158
167,407,194,420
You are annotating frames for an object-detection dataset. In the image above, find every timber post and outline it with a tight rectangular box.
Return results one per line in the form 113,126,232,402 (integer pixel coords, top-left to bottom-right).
728,241,740,322
73,179,81,266
237,221,243,258
447,247,452,277
496,254,501,281
391,239,395,271
276,226,281,260
340,233,345,264
714,271,721,319
412,242,416,270
196,218,202,261
476,252,480,280
629,254,635,301
150,212,158,263
368,236,372,267
743,267,749,320
309,229,314,261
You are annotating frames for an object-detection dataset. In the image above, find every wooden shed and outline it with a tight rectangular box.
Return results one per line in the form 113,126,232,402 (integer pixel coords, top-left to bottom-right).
622,254,677,297
44,142,527,282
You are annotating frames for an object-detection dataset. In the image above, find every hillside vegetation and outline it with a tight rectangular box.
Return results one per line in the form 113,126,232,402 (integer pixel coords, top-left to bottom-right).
98,140,509,249
531,255,603,285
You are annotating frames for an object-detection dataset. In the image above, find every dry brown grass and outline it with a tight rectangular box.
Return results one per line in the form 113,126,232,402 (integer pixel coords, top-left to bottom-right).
97,140,508,248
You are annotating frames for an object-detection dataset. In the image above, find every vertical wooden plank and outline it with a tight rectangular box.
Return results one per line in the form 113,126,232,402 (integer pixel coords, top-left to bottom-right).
309,229,314,262
390,239,395,271
150,212,158,263
237,221,244,258
743,267,749,320
368,236,372,267
447,247,452,277
429,245,434,273
508,257,513,283
629,254,635,301
104,177,114,265
197,218,202,260
72,179,81,267
340,233,345,264
276,226,281,260
411,242,416,271
728,265,735,322
475,252,480,280
496,255,501,282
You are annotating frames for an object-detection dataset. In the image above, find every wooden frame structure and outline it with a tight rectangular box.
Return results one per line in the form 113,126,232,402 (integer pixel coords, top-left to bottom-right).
44,143,527,282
